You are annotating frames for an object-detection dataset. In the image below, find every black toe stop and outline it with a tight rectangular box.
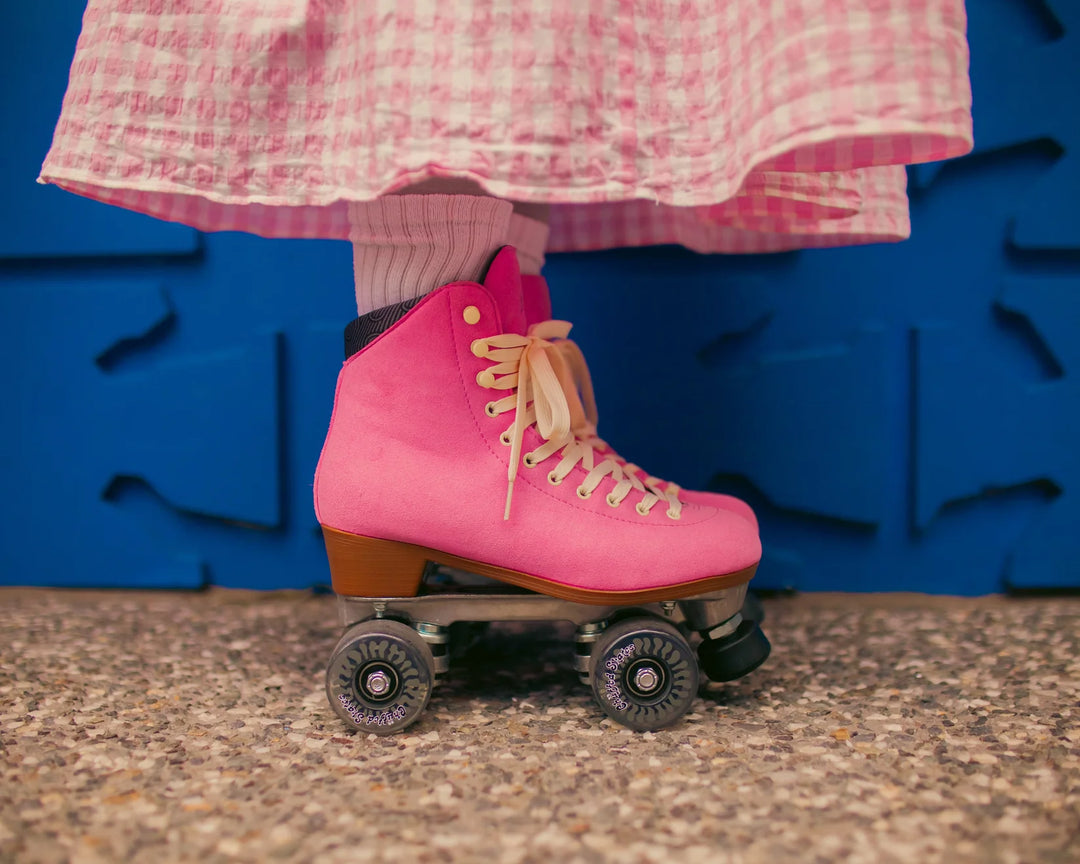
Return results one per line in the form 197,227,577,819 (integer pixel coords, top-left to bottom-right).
698,619,771,683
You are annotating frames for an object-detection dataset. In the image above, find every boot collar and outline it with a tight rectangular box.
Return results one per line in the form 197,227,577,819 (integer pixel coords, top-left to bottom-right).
343,246,529,359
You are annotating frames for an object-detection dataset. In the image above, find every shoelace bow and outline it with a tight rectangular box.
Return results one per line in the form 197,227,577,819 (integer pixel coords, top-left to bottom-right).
471,321,681,521
538,328,687,501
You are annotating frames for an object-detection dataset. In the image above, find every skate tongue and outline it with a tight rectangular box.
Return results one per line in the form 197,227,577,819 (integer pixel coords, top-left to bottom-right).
481,246,528,335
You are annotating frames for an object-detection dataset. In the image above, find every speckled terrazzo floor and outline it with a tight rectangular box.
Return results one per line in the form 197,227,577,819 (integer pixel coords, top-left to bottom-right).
1,589,1077,864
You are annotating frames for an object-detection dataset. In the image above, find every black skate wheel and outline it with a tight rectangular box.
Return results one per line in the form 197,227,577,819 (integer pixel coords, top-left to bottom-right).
588,617,699,732
326,619,434,735
698,619,771,683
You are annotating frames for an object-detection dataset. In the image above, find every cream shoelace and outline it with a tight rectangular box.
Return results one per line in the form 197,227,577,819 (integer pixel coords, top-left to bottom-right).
540,329,687,500
471,321,682,521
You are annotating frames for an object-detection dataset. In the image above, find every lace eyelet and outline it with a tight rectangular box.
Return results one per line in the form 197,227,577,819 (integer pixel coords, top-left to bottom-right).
605,493,620,508
576,486,592,500
666,509,681,520
463,305,481,325
635,502,650,516
547,471,562,486
470,340,486,358
522,453,537,468
476,370,495,388
500,432,511,446
485,402,498,417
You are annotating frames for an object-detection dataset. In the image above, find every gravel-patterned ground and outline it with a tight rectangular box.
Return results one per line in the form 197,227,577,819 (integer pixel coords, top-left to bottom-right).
1,588,1077,864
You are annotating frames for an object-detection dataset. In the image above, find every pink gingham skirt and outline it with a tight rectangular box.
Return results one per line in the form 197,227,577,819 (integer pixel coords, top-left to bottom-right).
39,0,972,253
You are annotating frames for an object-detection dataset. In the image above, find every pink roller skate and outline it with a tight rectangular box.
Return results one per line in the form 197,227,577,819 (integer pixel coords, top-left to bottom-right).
316,248,770,733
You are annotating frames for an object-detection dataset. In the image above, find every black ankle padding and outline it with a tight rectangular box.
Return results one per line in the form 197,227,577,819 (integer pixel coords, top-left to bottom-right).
344,296,424,358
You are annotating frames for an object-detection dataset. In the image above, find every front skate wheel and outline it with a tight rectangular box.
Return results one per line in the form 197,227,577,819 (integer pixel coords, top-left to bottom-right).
589,617,699,732
326,619,434,735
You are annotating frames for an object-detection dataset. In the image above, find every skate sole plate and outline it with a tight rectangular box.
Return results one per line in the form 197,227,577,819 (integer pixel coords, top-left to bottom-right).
322,525,758,605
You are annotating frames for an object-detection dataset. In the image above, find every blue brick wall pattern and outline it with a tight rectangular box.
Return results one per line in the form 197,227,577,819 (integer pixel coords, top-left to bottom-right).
1,0,1076,593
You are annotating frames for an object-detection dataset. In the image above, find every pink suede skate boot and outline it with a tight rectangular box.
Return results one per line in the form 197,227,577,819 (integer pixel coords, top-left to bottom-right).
315,248,761,602
521,274,759,531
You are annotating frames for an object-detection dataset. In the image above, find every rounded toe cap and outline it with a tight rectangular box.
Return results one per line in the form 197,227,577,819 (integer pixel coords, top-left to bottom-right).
680,489,759,533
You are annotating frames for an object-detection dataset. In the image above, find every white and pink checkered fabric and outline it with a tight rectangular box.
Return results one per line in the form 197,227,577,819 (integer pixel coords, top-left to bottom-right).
39,0,972,253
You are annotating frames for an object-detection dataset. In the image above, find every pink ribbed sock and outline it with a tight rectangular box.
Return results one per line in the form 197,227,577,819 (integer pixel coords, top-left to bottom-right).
349,195,513,315
507,212,550,276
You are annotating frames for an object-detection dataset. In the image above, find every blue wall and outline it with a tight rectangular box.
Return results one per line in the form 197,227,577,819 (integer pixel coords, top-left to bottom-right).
2,0,1076,593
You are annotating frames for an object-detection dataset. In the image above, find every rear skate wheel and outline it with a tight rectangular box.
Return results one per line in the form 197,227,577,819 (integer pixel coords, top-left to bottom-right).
588,617,698,731
326,619,434,735
698,618,771,683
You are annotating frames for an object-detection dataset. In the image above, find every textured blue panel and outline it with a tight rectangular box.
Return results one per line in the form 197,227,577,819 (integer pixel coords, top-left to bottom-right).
912,318,1056,528
0,0,198,258
103,335,282,526
1,0,1078,593
965,0,1077,249
914,277,1078,589
0,276,281,587
705,328,888,524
